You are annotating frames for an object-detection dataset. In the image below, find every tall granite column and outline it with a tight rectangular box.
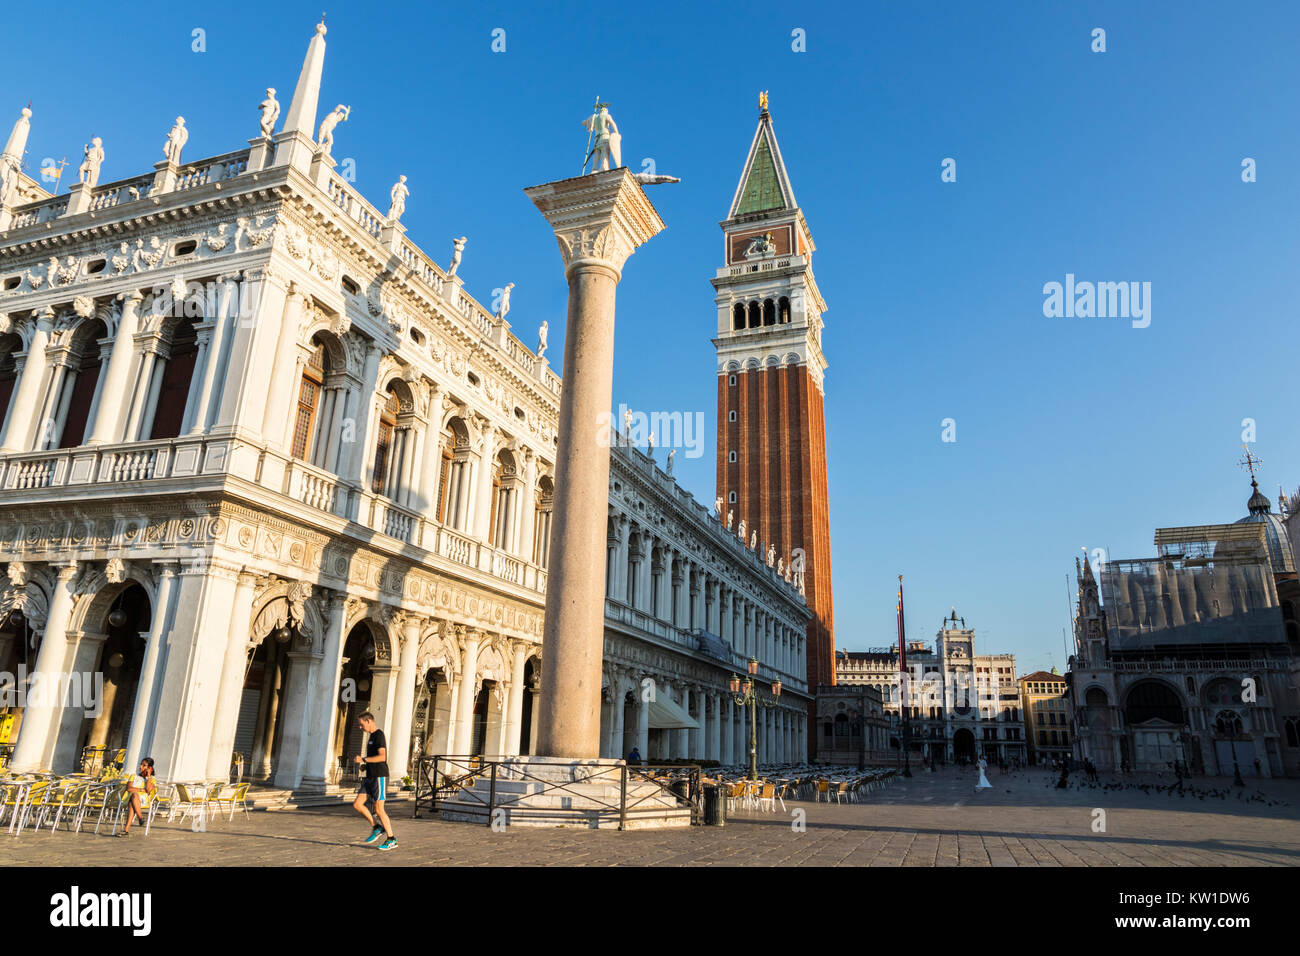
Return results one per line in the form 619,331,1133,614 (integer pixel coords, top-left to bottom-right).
524,169,665,759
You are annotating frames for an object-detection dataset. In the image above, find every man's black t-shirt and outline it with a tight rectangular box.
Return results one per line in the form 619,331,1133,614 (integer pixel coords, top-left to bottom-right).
365,729,389,779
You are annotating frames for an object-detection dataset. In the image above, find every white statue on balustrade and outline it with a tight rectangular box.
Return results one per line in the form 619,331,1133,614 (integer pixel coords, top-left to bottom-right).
162,117,188,166
317,104,350,154
536,320,548,359
448,236,467,277
750,530,757,550
766,544,776,568
666,449,674,476
496,282,513,321
79,137,104,187
258,88,280,137
714,496,723,516
737,519,746,541
726,510,733,531
387,175,409,223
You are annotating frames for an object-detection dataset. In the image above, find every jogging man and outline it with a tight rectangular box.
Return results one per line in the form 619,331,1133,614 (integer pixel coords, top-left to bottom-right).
352,712,397,851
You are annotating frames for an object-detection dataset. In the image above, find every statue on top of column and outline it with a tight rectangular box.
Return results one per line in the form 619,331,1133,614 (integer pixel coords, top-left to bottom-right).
537,320,548,359
750,530,757,550
737,518,746,541
258,88,280,137
726,510,733,531
582,101,621,173
496,282,514,321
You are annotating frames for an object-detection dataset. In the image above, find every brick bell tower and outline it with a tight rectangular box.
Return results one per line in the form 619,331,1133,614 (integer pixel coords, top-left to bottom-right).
713,95,834,755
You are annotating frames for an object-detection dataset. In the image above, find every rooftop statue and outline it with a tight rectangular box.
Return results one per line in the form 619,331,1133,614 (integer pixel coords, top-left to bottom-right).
258,88,280,138
163,117,188,166
447,236,466,277
537,320,548,359
387,175,409,222
78,137,104,187
317,104,350,154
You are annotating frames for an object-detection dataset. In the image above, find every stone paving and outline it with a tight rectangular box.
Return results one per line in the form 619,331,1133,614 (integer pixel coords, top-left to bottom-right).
6,766,1299,866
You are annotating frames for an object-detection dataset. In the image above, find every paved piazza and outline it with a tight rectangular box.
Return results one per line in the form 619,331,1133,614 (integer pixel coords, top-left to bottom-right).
9,767,1300,866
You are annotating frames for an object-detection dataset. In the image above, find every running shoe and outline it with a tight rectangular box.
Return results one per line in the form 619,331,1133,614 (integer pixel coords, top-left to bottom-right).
377,836,398,851
364,826,384,844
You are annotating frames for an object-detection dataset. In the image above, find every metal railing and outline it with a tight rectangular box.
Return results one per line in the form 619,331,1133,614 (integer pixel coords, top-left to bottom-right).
412,754,701,829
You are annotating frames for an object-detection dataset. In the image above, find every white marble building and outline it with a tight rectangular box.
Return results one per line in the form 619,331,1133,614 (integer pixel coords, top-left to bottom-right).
0,23,808,789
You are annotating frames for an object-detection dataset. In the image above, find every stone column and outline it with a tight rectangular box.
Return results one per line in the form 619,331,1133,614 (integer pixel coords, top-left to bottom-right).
0,308,54,452
504,642,528,755
525,169,665,759
123,562,178,770
204,570,259,780
188,276,237,435
386,614,421,781
637,689,650,759
11,563,78,770
271,649,316,789
261,285,306,450
300,592,347,789
49,632,106,771
85,292,143,445
610,682,626,758
144,561,239,782
452,629,481,754
471,424,498,542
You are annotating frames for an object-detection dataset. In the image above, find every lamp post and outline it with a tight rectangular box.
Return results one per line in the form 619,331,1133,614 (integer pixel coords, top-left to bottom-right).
729,657,782,782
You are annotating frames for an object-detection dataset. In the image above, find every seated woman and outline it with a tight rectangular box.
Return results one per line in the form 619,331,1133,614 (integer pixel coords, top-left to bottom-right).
122,757,157,836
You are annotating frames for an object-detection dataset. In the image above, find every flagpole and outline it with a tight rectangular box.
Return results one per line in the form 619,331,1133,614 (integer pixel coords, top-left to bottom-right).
898,574,912,778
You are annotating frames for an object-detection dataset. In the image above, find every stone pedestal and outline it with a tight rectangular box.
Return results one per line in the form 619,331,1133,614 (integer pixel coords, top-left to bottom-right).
64,182,92,217
523,168,665,759
246,136,273,173
380,218,406,254
153,160,179,195
310,150,336,191
437,756,691,829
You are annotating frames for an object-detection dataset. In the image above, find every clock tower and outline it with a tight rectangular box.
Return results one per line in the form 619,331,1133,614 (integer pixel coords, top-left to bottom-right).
712,96,834,754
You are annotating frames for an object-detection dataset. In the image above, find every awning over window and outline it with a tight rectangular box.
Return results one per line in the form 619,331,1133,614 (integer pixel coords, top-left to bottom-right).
647,693,699,730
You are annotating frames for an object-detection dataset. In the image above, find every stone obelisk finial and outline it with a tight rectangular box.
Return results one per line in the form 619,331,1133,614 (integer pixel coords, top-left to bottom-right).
273,20,328,173
524,168,665,758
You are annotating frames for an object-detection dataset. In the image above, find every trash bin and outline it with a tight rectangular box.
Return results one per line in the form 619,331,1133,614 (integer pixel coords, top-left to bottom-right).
669,779,690,802
702,783,726,827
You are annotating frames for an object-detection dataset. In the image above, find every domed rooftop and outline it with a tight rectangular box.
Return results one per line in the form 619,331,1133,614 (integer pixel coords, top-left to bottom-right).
1235,477,1295,574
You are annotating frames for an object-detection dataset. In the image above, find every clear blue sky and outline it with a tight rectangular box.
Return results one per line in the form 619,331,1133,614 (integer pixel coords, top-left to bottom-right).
6,1,1298,674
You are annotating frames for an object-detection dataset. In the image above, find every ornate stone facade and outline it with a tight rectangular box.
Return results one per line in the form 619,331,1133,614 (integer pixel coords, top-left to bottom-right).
0,25,809,788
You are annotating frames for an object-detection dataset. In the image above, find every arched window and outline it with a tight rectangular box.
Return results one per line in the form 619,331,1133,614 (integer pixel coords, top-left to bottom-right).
291,341,326,461
778,296,791,323
1213,710,1243,737
1286,719,1300,748
56,319,108,448
438,417,472,531
533,475,554,568
732,303,746,331
762,299,776,326
149,317,199,440
370,388,399,494
0,333,23,439
491,449,521,552
747,302,760,329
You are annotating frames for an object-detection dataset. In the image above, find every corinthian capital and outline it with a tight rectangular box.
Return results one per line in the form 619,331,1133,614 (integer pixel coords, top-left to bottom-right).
524,168,665,280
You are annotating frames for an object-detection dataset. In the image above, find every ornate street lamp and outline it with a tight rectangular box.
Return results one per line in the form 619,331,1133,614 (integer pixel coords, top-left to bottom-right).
729,657,782,781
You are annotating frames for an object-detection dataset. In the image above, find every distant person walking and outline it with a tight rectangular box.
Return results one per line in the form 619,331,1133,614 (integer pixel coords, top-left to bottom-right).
626,746,642,765
352,712,397,851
